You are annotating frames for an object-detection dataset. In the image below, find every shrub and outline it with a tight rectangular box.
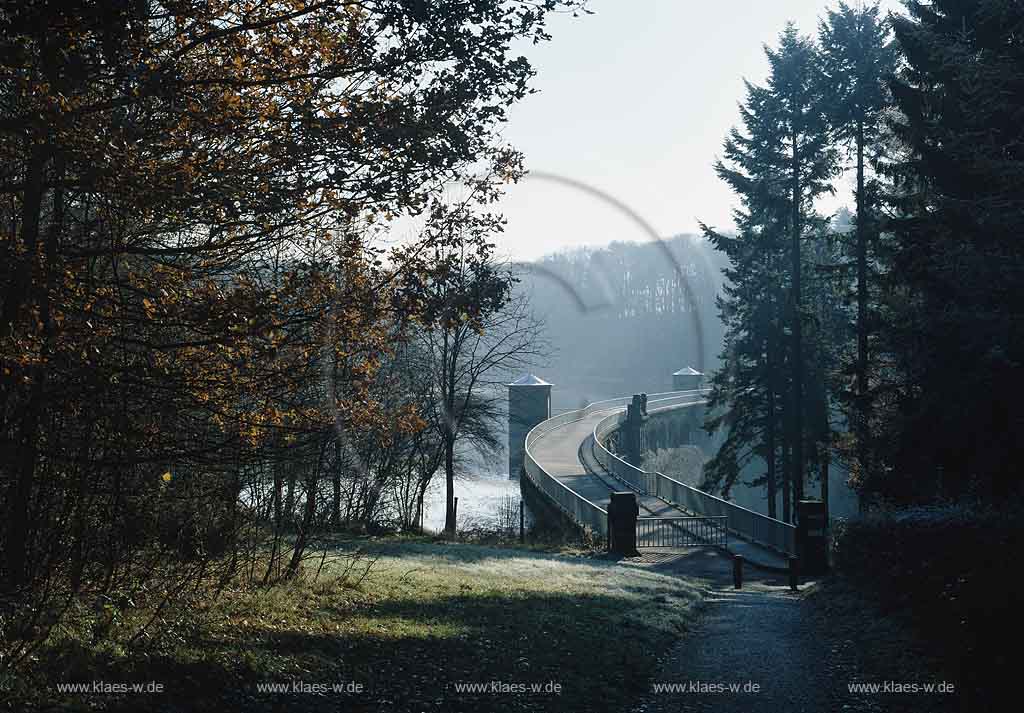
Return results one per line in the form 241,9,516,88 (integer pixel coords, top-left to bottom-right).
832,504,1021,702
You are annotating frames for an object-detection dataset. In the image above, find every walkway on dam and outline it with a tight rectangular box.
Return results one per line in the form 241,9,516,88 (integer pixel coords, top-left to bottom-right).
528,405,789,570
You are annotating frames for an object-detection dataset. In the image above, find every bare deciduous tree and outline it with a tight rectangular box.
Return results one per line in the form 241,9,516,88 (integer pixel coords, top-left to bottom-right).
418,247,548,536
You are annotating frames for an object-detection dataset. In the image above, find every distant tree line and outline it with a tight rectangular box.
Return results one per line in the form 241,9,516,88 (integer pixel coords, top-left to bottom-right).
522,235,727,401
702,0,1024,518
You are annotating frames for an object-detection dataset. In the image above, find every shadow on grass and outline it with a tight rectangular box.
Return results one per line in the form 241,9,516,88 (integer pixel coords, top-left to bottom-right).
17,586,688,713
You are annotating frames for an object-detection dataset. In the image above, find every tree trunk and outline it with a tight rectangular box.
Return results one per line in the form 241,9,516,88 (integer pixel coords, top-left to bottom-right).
781,438,791,524
284,467,296,524
790,125,805,510
443,434,456,536
4,144,49,592
820,450,830,533
415,484,425,533
855,117,870,487
442,325,458,536
766,334,778,520
817,368,831,531
272,462,283,526
287,439,329,577
332,441,341,528
417,471,433,533
287,474,319,577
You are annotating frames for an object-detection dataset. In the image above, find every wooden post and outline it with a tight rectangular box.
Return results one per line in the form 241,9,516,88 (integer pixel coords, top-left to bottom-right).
789,555,799,592
733,554,743,589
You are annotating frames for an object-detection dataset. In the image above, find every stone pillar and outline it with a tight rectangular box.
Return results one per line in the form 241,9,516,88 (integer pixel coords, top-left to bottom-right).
796,499,829,576
507,374,553,480
608,491,639,556
624,393,648,465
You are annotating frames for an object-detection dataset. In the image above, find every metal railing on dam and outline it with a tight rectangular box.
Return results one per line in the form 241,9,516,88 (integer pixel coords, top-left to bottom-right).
592,396,797,556
521,390,710,540
522,387,796,556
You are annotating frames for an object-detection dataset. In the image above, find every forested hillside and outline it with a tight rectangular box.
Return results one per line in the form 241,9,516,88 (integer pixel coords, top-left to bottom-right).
521,234,728,408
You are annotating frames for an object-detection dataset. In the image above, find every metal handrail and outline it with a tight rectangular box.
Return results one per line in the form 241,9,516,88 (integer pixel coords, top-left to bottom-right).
591,391,709,496
591,394,797,556
522,389,706,538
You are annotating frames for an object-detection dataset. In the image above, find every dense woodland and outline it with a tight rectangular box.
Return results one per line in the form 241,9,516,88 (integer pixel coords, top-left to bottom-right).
703,7,1023,694
0,0,575,668
700,0,1024,524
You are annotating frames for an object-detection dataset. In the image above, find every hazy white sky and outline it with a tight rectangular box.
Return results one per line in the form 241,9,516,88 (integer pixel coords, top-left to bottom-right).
487,0,904,261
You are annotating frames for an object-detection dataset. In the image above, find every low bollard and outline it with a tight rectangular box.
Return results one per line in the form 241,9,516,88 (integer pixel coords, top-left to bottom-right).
788,555,800,592
733,554,743,589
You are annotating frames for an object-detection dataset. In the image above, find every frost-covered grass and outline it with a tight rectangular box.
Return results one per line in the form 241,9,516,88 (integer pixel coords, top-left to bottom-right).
13,535,703,713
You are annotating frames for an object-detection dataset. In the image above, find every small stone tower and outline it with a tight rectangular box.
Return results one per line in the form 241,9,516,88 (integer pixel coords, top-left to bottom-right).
672,366,704,391
507,374,552,480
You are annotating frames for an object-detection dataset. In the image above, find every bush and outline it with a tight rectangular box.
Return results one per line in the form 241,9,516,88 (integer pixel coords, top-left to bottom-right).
833,504,1021,702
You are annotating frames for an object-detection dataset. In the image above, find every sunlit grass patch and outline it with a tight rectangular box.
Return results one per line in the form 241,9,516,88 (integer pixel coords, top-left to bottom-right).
13,536,703,713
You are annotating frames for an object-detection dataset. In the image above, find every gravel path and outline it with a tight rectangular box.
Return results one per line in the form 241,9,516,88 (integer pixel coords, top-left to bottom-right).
624,550,877,713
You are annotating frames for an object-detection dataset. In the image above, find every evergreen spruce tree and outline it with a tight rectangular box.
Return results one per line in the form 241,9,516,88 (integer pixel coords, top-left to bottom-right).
803,213,850,527
819,1,897,490
701,80,790,515
765,25,839,510
880,0,1024,500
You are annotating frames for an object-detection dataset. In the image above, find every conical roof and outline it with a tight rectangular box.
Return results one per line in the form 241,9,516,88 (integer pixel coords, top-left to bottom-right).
672,367,703,376
508,373,552,387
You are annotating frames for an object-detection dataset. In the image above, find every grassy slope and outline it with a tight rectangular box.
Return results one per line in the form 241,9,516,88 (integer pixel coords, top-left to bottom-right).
10,536,703,713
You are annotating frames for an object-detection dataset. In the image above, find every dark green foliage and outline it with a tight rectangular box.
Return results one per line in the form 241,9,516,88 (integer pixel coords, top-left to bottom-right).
701,73,791,508
876,0,1024,500
701,25,838,518
707,3,1023,702
819,2,896,148
819,3,897,489
707,0,1024,511
833,505,1022,705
